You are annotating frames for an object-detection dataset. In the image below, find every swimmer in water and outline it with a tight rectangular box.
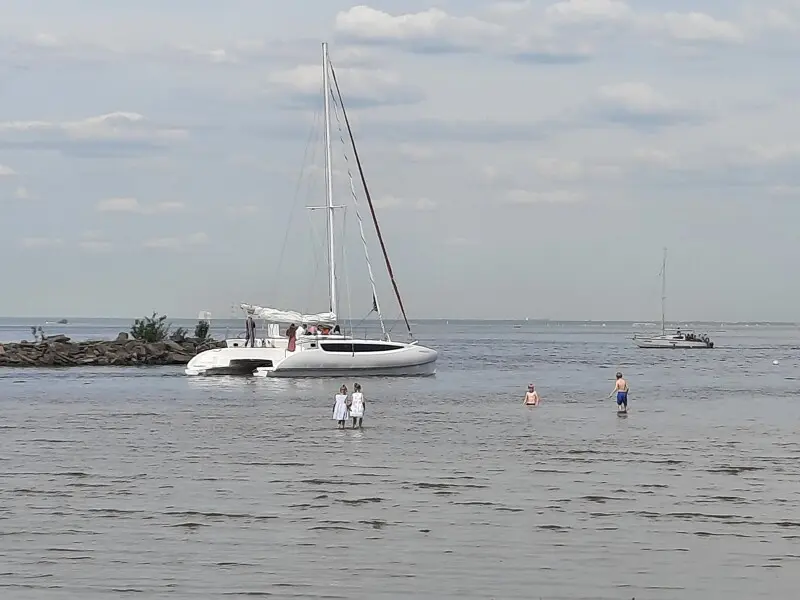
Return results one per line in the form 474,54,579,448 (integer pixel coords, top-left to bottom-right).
523,383,540,406
608,371,628,413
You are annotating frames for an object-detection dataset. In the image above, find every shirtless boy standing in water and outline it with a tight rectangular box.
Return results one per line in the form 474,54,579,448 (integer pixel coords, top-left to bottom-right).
608,372,628,412
523,383,540,406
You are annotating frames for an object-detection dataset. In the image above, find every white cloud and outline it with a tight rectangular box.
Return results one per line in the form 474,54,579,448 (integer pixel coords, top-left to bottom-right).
0,164,16,176
335,6,504,52
506,189,583,204
597,82,674,115
545,0,632,24
267,63,423,107
0,112,188,148
334,5,589,63
96,197,185,214
142,232,208,250
593,82,697,125
14,186,30,200
654,12,745,44
19,237,63,249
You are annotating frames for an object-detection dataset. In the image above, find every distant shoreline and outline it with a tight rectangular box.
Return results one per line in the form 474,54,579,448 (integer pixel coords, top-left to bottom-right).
0,317,796,326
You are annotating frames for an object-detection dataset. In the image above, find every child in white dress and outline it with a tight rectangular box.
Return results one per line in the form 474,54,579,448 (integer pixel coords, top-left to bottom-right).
332,384,349,429
349,382,365,429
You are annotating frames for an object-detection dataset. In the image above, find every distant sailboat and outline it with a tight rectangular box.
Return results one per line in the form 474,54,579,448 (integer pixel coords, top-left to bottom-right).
633,248,714,349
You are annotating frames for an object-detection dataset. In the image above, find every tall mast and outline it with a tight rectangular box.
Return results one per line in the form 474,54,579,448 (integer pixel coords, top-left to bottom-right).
661,247,667,335
322,42,337,316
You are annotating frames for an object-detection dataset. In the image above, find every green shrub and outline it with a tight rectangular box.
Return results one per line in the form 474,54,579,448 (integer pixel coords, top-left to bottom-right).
194,319,210,341
130,312,170,343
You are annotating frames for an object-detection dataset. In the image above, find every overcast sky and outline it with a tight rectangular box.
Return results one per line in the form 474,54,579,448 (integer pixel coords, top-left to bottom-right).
1,0,798,321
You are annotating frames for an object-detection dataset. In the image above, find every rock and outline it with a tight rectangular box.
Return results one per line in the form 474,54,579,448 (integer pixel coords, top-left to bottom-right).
164,340,185,353
0,336,226,368
116,332,129,342
44,334,71,344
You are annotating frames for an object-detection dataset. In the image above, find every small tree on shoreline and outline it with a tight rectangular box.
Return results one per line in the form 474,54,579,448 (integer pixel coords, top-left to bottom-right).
194,319,211,341
131,312,170,343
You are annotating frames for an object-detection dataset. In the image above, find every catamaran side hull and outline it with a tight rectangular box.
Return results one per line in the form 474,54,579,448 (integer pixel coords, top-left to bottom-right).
185,343,438,377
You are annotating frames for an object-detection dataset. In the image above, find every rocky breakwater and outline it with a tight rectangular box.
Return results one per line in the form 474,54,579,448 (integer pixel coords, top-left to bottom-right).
0,333,226,367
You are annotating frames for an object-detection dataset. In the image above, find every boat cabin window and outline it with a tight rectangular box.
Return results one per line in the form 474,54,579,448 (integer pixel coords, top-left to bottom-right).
320,342,403,353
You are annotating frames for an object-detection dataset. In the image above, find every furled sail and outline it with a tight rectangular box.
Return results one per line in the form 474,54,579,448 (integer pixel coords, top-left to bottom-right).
240,303,336,325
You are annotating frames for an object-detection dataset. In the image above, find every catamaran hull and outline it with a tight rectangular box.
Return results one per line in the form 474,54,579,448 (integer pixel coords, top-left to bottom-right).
257,360,436,378
185,344,438,377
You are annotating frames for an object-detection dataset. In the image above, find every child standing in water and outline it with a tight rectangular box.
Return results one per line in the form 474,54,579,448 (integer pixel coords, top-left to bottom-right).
523,383,540,406
608,371,629,413
332,385,349,429
349,383,365,428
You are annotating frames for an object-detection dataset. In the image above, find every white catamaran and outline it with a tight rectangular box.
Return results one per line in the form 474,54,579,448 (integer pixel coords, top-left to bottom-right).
185,42,438,377
633,248,714,349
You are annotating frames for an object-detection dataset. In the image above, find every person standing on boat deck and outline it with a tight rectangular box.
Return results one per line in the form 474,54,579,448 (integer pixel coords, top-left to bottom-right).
286,323,298,352
297,323,307,337
523,383,540,406
349,383,366,428
244,314,256,347
332,385,350,429
608,372,629,413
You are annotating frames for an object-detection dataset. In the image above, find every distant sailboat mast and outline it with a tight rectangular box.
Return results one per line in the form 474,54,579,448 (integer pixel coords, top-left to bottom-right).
660,247,667,336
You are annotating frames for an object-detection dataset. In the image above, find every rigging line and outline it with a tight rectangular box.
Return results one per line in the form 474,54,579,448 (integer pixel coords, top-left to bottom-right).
340,207,355,341
272,95,322,289
328,85,388,341
328,60,414,340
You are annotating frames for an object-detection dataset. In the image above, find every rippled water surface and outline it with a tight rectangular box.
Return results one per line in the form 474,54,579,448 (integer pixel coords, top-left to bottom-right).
2,320,800,599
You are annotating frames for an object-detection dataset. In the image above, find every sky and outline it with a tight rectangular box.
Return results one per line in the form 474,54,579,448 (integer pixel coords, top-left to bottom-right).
1,0,799,322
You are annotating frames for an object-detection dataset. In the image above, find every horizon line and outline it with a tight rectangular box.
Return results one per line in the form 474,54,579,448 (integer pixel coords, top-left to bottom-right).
1,315,797,325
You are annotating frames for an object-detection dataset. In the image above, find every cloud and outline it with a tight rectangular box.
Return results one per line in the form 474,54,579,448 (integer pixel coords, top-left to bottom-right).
335,5,505,54
19,237,63,249
653,12,745,44
96,197,185,214
361,117,557,143
592,82,701,127
0,112,188,156
142,232,208,250
267,64,423,108
0,164,16,176
374,196,437,211
492,1,749,51
334,5,590,64
14,186,30,200
505,189,583,204
544,0,632,25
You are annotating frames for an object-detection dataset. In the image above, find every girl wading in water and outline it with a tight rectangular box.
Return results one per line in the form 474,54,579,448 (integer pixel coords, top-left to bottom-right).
349,383,366,428
332,385,349,429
